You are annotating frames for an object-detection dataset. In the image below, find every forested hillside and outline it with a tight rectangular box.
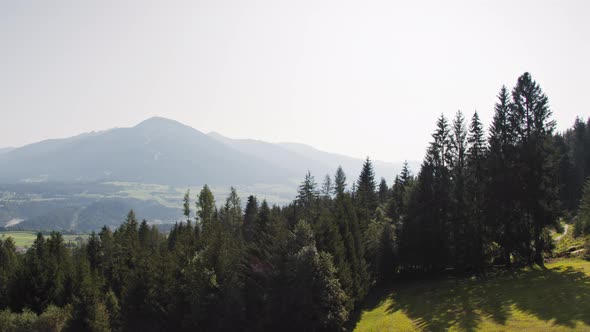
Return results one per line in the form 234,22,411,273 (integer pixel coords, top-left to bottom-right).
1,72,590,331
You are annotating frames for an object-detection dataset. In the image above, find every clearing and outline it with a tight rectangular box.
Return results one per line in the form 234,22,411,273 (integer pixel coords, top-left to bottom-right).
0,231,86,248
354,258,590,331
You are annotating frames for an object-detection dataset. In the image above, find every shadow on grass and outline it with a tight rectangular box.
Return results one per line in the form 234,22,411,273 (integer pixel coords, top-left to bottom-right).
355,264,590,331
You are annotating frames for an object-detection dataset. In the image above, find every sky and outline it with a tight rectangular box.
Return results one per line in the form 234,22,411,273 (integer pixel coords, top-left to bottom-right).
1,0,589,163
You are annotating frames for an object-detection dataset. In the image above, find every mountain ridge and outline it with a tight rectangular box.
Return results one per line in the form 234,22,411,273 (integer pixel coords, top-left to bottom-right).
1,117,417,186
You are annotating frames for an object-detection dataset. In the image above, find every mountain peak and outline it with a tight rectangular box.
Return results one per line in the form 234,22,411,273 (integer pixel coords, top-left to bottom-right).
136,116,183,128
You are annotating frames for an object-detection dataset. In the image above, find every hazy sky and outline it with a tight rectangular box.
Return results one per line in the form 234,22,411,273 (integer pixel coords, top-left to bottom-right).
1,0,589,162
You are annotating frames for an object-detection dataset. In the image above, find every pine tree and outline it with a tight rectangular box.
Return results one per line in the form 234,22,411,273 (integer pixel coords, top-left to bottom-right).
365,207,396,282
465,111,488,269
388,162,413,223
400,161,412,185
196,185,216,232
243,195,259,243
511,72,558,266
426,114,453,268
487,85,519,267
296,171,319,222
312,204,354,311
280,221,348,331
69,254,111,332
449,110,468,268
334,166,347,196
0,236,18,309
86,232,101,272
222,187,242,231
378,177,389,205
334,193,369,302
183,189,191,224
138,220,150,248
574,177,590,236
321,174,333,199
356,158,378,232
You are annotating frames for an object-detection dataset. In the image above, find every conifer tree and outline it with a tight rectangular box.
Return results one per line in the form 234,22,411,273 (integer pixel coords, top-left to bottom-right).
400,161,412,185
356,158,378,232
388,162,413,223
334,166,347,196
196,185,216,232
280,221,348,331
449,110,468,268
465,111,488,268
426,114,453,268
511,72,558,266
378,177,389,205
487,85,519,267
334,193,369,302
321,174,333,199
69,254,111,332
183,189,191,224
0,237,18,309
243,195,259,242
574,177,590,235
86,232,101,272
138,219,150,248
223,187,243,231
296,171,319,222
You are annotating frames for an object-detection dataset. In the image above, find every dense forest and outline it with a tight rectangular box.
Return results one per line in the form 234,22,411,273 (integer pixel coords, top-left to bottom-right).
1,72,590,331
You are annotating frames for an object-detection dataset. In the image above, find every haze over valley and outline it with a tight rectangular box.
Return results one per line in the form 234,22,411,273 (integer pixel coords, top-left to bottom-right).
0,117,416,231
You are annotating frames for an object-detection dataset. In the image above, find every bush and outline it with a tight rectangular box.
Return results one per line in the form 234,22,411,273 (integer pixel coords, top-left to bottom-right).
0,305,72,332
33,305,72,332
0,309,37,332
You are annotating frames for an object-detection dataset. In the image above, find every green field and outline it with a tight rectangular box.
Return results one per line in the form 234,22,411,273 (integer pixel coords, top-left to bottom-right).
354,258,590,331
0,231,86,248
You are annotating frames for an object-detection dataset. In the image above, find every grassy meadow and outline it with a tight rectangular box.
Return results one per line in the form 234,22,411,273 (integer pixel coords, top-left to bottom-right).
0,231,86,248
354,258,590,332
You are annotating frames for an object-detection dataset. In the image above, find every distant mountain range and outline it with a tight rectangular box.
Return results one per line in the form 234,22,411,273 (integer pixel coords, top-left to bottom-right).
0,117,418,231
0,117,417,186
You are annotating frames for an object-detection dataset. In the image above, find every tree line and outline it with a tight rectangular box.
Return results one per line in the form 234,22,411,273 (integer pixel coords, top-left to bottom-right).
1,72,590,331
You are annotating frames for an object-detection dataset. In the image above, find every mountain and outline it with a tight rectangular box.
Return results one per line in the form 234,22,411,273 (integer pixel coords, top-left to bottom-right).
207,132,418,184
0,117,417,231
0,117,296,186
0,117,415,187
0,147,14,154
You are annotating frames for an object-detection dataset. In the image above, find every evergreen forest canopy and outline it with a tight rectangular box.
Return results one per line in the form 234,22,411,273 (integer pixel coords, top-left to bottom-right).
1,72,590,331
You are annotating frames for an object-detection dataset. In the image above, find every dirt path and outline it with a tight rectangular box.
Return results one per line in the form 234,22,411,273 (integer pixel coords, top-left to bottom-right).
555,224,569,242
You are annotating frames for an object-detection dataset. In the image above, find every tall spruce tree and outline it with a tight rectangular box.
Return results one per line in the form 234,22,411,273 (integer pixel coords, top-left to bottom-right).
487,85,519,267
183,189,191,224
321,174,333,199
511,72,558,266
334,166,347,196
243,195,259,243
465,111,488,269
196,185,216,232
426,114,453,268
222,187,243,232
378,177,389,205
356,158,378,233
296,171,319,222
449,111,468,268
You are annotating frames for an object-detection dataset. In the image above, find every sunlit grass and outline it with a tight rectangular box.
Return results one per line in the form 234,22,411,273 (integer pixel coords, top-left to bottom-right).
354,259,590,331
